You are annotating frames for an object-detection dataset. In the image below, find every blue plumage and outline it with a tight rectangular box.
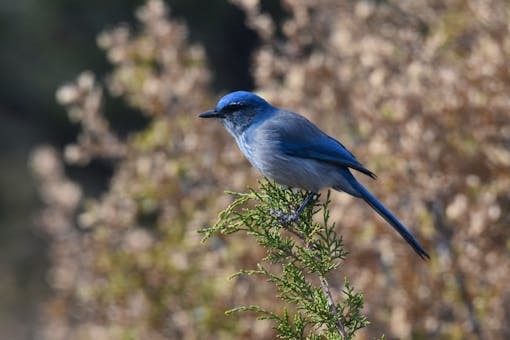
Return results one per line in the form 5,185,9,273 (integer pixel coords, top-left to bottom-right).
198,91,429,259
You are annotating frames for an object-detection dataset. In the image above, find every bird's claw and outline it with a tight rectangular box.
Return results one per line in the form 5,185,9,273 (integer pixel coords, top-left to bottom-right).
270,209,299,225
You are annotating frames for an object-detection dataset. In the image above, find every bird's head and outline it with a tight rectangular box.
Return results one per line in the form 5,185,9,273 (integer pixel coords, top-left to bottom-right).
198,91,273,136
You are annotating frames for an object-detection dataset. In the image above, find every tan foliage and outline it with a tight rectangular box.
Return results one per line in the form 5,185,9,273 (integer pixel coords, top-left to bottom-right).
32,0,510,338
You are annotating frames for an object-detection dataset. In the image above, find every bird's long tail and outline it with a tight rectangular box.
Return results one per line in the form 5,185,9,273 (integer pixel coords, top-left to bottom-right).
351,179,430,260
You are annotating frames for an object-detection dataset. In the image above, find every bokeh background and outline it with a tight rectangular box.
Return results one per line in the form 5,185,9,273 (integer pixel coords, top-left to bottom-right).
1,0,509,339
1,0,255,338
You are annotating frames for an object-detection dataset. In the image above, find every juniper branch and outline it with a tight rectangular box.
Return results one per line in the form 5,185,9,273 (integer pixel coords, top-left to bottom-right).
199,180,368,339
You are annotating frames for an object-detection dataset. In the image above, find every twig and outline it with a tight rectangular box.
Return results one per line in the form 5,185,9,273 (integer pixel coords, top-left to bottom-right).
320,275,347,338
278,215,348,338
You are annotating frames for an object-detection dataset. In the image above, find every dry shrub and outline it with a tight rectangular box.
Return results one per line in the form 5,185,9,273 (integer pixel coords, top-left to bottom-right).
32,0,510,339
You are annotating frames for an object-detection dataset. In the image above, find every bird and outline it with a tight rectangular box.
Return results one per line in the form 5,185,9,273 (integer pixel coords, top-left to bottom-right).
198,90,430,260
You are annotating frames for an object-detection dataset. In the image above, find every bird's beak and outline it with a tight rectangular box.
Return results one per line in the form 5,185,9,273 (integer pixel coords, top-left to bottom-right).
198,109,223,118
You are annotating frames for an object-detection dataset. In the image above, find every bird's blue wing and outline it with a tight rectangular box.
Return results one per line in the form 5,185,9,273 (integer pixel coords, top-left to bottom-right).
269,111,376,178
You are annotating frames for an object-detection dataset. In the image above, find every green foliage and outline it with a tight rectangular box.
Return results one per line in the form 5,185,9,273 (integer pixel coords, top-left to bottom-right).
31,0,510,338
200,181,369,339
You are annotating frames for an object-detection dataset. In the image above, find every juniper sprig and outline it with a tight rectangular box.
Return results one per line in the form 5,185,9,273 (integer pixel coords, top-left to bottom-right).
200,180,369,339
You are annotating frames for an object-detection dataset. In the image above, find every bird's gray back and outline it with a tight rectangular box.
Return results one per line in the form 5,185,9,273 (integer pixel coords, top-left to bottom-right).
240,109,362,195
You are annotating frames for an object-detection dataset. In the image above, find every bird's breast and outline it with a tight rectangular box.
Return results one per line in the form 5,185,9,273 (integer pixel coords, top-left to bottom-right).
235,133,258,166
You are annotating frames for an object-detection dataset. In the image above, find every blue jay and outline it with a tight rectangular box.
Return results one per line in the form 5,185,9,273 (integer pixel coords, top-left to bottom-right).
199,91,429,259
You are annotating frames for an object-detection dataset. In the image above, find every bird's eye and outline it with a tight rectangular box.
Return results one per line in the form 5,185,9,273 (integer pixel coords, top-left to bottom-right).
224,103,244,112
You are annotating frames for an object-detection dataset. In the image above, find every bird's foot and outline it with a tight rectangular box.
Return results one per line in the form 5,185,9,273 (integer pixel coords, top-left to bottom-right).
269,192,316,226
270,209,299,225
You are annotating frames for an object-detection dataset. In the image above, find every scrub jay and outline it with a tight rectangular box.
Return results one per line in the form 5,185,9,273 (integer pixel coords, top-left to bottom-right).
199,91,429,259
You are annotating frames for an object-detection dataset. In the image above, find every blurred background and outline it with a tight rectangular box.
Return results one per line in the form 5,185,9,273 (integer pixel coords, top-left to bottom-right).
0,0,256,338
1,0,509,339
